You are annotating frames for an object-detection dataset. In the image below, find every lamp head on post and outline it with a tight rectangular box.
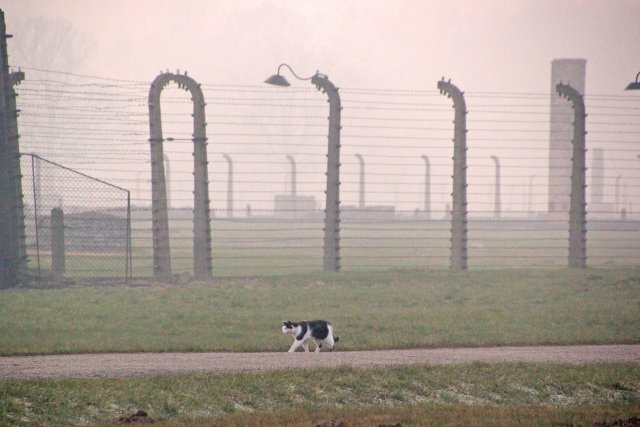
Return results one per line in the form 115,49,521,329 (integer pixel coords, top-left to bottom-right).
264,73,290,87
264,63,341,272
625,72,640,90
264,63,318,87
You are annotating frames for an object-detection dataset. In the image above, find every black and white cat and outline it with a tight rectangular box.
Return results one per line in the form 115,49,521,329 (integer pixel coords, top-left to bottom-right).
282,320,339,352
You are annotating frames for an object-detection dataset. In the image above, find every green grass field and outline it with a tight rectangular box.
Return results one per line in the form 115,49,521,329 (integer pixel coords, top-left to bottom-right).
1,363,639,426
160,219,640,275
1,267,638,355
25,217,638,278
2,267,639,426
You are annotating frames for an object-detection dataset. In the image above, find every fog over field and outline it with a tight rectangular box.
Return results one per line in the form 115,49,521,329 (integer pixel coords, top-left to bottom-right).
6,0,640,92
1,5,639,424
2,1,639,275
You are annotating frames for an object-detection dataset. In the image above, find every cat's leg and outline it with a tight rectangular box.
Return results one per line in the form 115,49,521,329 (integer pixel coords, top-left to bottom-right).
302,341,309,352
288,340,303,352
314,339,322,352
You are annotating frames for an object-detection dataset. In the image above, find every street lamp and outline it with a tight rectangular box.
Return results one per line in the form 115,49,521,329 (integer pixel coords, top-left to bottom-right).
265,63,342,272
625,72,640,90
264,63,315,86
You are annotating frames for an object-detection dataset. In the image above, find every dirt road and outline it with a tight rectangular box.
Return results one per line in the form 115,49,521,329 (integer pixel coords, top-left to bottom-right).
1,344,638,379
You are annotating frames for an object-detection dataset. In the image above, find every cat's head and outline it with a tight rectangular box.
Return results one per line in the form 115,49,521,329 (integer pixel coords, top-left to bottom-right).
282,321,298,334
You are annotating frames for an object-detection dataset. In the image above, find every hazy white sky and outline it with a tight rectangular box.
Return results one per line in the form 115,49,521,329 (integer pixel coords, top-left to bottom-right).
4,0,640,93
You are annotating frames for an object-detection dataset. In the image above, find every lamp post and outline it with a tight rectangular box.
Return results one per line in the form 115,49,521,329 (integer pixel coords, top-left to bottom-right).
625,72,640,91
265,64,342,271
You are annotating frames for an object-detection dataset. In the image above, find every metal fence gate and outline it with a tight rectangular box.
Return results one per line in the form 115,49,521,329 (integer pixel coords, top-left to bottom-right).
20,154,131,283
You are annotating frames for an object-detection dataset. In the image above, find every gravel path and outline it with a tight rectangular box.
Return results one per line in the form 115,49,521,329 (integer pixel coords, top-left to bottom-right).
1,345,639,379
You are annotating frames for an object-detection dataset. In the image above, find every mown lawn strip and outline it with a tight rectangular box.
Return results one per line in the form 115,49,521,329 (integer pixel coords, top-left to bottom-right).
1,267,639,355
1,363,639,426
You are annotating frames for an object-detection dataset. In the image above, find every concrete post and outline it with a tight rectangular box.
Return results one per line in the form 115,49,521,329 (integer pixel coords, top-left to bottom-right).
223,154,233,219
549,59,586,214
354,154,365,209
126,191,132,282
148,80,171,279
29,155,41,278
590,149,604,208
421,155,430,219
189,86,212,280
312,74,342,272
528,175,536,217
164,154,171,210
615,175,621,214
490,155,501,219
8,71,25,271
556,82,587,268
0,10,19,287
149,72,212,279
286,154,297,196
438,79,468,271
51,208,65,276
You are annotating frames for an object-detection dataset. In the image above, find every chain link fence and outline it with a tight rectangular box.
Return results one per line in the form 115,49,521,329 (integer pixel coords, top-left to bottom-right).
20,154,131,282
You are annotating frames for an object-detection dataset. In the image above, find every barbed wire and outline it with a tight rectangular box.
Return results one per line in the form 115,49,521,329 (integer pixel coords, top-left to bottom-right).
12,67,640,277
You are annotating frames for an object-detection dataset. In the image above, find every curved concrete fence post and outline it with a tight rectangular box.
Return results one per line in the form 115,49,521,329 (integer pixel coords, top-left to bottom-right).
148,71,212,279
438,78,468,271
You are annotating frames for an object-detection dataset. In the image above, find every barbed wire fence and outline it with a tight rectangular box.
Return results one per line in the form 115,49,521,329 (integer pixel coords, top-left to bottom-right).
13,67,640,279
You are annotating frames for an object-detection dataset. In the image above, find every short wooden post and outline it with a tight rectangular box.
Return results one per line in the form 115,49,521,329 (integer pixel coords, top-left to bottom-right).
51,208,65,276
